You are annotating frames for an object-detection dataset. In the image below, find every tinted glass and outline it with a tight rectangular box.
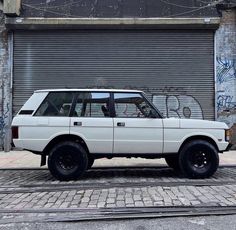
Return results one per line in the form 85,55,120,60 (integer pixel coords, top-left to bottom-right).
35,92,74,116
114,93,156,118
74,92,110,117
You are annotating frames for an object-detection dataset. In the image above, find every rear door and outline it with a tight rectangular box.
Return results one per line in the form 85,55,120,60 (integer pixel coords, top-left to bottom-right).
70,92,113,154
113,92,163,154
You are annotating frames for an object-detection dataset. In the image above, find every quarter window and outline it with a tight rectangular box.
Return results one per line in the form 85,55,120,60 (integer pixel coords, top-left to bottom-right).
35,92,74,116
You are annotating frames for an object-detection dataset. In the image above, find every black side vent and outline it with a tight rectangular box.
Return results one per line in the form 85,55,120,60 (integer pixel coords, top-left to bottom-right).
19,110,34,115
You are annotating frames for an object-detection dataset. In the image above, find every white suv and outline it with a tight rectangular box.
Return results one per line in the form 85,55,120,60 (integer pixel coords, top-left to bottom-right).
12,89,232,181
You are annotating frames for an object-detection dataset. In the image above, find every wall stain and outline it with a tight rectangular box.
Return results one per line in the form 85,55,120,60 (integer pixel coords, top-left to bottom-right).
0,102,9,140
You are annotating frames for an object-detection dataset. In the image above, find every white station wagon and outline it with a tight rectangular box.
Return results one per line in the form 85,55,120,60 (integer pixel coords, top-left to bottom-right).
11,89,232,181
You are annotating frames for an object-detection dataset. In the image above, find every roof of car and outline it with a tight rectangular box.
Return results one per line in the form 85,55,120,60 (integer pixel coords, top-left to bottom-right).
35,89,143,93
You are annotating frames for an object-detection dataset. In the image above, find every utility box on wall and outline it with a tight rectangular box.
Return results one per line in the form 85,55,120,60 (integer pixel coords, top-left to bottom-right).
4,0,21,16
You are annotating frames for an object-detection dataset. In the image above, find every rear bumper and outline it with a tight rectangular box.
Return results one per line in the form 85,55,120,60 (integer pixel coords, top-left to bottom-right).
11,141,15,148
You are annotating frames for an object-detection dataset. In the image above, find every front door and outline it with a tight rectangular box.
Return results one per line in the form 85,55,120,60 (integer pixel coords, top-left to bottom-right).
113,92,163,154
70,92,113,154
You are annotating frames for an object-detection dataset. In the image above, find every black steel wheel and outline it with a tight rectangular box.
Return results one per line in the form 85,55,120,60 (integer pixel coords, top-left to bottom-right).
179,140,219,179
165,155,180,171
48,141,88,181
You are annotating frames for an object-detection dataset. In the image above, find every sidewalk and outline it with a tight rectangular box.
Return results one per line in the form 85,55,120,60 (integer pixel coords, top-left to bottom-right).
0,150,235,168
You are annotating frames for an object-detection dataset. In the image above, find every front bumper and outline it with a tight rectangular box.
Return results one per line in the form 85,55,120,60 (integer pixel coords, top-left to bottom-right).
225,143,233,151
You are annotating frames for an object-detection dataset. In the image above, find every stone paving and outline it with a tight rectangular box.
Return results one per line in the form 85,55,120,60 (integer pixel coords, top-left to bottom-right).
0,165,236,186
0,152,236,223
1,184,236,210
2,185,236,209
0,166,235,210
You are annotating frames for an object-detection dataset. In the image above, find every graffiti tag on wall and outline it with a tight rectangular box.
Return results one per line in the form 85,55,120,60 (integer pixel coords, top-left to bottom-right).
216,57,236,114
217,57,236,84
152,95,203,119
216,57,236,127
217,95,236,112
89,82,204,119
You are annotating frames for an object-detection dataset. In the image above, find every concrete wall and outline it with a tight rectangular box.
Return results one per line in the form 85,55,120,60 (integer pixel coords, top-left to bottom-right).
215,9,236,145
0,11,11,151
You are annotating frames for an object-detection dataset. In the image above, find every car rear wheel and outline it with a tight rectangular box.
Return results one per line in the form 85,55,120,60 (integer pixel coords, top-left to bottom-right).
165,155,180,171
87,156,95,169
48,141,88,181
179,140,219,179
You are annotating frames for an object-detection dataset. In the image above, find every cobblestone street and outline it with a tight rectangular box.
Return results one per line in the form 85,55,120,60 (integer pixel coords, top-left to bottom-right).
0,165,235,223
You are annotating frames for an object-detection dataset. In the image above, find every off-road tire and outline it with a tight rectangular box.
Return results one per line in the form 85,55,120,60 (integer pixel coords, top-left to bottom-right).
48,141,88,181
165,155,180,171
87,156,95,169
179,140,219,179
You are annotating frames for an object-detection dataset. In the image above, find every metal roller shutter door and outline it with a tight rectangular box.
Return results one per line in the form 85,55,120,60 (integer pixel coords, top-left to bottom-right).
13,30,215,120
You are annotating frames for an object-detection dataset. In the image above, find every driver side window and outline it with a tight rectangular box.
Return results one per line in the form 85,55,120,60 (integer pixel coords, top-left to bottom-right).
114,93,155,118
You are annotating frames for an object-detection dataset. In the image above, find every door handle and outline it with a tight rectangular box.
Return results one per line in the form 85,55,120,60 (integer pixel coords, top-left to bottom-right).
74,121,82,126
117,122,125,127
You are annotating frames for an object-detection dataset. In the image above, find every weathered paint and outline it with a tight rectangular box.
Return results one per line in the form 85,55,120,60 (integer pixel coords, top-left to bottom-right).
215,9,236,146
5,17,220,30
20,0,219,18
0,12,12,151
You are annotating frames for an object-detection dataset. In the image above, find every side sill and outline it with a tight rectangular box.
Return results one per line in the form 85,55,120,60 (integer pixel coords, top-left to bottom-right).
90,153,178,159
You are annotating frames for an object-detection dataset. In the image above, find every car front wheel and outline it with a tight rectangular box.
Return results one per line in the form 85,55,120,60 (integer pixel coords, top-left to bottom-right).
48,141,88,181
179,140,219,179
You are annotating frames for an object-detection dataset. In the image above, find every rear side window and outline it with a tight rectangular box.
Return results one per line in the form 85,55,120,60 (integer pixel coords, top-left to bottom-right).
35,92,74,116
74,92,110,117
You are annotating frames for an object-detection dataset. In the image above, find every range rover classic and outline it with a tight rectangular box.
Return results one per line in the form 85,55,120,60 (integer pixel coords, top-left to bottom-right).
11,89,232,181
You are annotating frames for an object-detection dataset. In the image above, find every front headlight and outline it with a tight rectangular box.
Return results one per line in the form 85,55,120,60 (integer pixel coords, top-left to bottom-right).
225,129,232,142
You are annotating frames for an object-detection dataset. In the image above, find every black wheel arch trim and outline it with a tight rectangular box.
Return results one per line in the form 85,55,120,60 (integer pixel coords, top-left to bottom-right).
178,135,219,154
43,134,90,156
